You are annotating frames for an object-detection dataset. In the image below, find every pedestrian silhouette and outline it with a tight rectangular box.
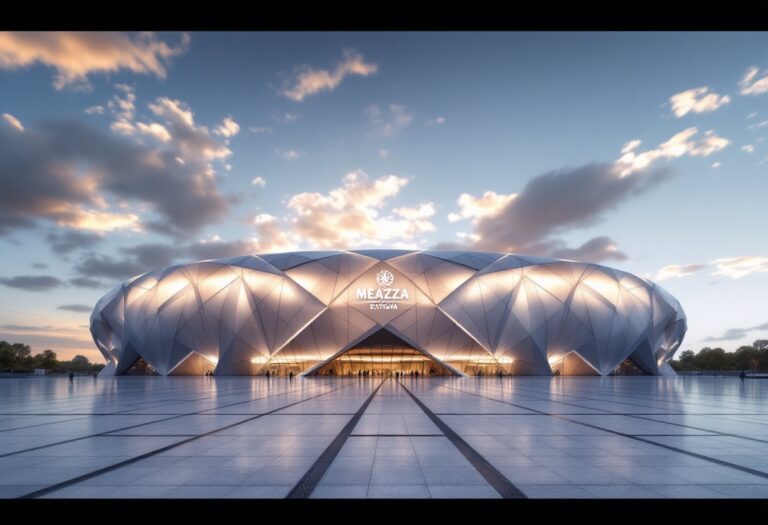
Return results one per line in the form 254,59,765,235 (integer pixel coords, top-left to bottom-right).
740,370,746,383
68,370,74,384
289,371,294,381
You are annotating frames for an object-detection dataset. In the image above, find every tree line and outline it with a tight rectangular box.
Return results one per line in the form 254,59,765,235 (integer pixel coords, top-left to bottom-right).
0,341,105,374
669,339,768,372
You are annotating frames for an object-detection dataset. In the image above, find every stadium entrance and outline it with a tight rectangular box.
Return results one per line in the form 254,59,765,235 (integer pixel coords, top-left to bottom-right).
308,328,456,377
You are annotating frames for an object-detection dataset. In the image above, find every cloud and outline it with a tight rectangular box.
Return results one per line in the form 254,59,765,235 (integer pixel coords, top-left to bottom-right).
121,243,178,269
248,126,272,134
439,127,731,262
46,231,103,254
57,304,92,313
426,116,446,125
0,90,232,238
669,86,730,117
742,144,755,154
74,242,181,281
448,191,518,222
69,277,104,289
654,263,708,281
547,236,628,263
467,163,670,256
0,275,65,291
145,96,232,162
710,256,768,279
280,50,377,102
276,149,303,160
366,104,413,137
281,170,434,249
712,162,721,169
251,177,266,187
135,122,171,143
616,128,730,177
214,116,240,138
739,66,768,96
703,321,768,342
650,257,768,282
0,32,189,91
32,263,48,269
58,209,142,232
2,113,24,131
85,105,104,115
620,139,641,154
73,254,148,281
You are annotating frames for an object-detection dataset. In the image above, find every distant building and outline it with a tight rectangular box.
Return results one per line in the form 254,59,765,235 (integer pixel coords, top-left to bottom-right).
91,250,686,377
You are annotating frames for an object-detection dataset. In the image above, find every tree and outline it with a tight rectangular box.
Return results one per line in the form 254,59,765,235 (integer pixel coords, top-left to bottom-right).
33,349,57,370
70,355,91,372
0,341,33,371
693,347,728,370
732,346,761,371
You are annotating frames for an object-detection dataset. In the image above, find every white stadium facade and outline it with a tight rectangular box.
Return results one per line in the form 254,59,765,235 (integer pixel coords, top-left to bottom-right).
90,250,687,377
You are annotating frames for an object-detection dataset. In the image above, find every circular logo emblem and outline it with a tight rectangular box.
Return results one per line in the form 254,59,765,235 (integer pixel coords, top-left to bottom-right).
376,270,394,287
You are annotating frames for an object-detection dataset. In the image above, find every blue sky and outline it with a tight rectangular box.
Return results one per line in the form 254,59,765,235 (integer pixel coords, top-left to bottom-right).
1,31,767,361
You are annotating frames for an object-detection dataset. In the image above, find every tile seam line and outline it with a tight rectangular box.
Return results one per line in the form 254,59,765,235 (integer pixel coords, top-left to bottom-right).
438,383,768,483
463,382,768,446
0,383,269,433
398,380,526,499
286,378,388,499
17,382,352,499
0,381,329,459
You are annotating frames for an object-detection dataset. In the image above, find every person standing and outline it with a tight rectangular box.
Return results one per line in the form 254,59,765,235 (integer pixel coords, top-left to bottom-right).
740,370,746,383
68,370,74,384
289,371,294,381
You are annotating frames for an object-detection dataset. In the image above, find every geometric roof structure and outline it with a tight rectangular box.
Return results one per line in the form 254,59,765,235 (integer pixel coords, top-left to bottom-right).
90,250,687,377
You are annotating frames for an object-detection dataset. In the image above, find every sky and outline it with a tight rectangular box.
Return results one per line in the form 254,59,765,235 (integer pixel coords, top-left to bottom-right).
0,31,767,362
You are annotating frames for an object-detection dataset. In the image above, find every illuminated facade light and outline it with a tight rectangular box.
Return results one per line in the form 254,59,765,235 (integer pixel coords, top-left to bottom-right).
91,250,687,377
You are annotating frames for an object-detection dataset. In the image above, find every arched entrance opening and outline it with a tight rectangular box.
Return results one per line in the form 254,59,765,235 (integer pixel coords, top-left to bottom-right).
307,328,456,377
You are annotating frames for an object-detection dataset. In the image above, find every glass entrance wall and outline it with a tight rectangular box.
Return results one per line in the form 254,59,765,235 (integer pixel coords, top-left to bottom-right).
310,344,455,377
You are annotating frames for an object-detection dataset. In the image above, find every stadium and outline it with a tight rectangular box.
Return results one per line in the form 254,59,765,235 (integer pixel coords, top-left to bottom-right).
90,250,686,377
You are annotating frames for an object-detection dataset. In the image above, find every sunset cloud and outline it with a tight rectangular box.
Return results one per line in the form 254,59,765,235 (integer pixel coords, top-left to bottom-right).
273,171,434,250
2,113,24,132
739,66,768,96
280,50,378,102
654,263,708,281
669,86,730,117
214,116,240,138
711,256,768,279
0,32,189,91
615,127,730,177
0,112,231,237
447,191,517,222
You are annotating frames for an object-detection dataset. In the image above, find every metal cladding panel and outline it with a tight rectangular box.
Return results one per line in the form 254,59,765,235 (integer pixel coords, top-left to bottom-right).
91,251,687,376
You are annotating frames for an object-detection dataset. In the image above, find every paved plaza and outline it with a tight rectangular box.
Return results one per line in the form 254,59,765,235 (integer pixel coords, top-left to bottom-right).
1,376,767,498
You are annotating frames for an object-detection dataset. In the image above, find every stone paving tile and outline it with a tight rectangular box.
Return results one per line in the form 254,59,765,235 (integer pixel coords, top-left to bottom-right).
2,376,768,499
367,484,430,498
427,485,501,498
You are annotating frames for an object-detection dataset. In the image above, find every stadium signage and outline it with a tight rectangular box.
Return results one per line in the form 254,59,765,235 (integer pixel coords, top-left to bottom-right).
356,270,410,310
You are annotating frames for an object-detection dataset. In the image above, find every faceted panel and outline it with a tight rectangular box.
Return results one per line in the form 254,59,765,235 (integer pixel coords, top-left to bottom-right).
90,250,687,377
